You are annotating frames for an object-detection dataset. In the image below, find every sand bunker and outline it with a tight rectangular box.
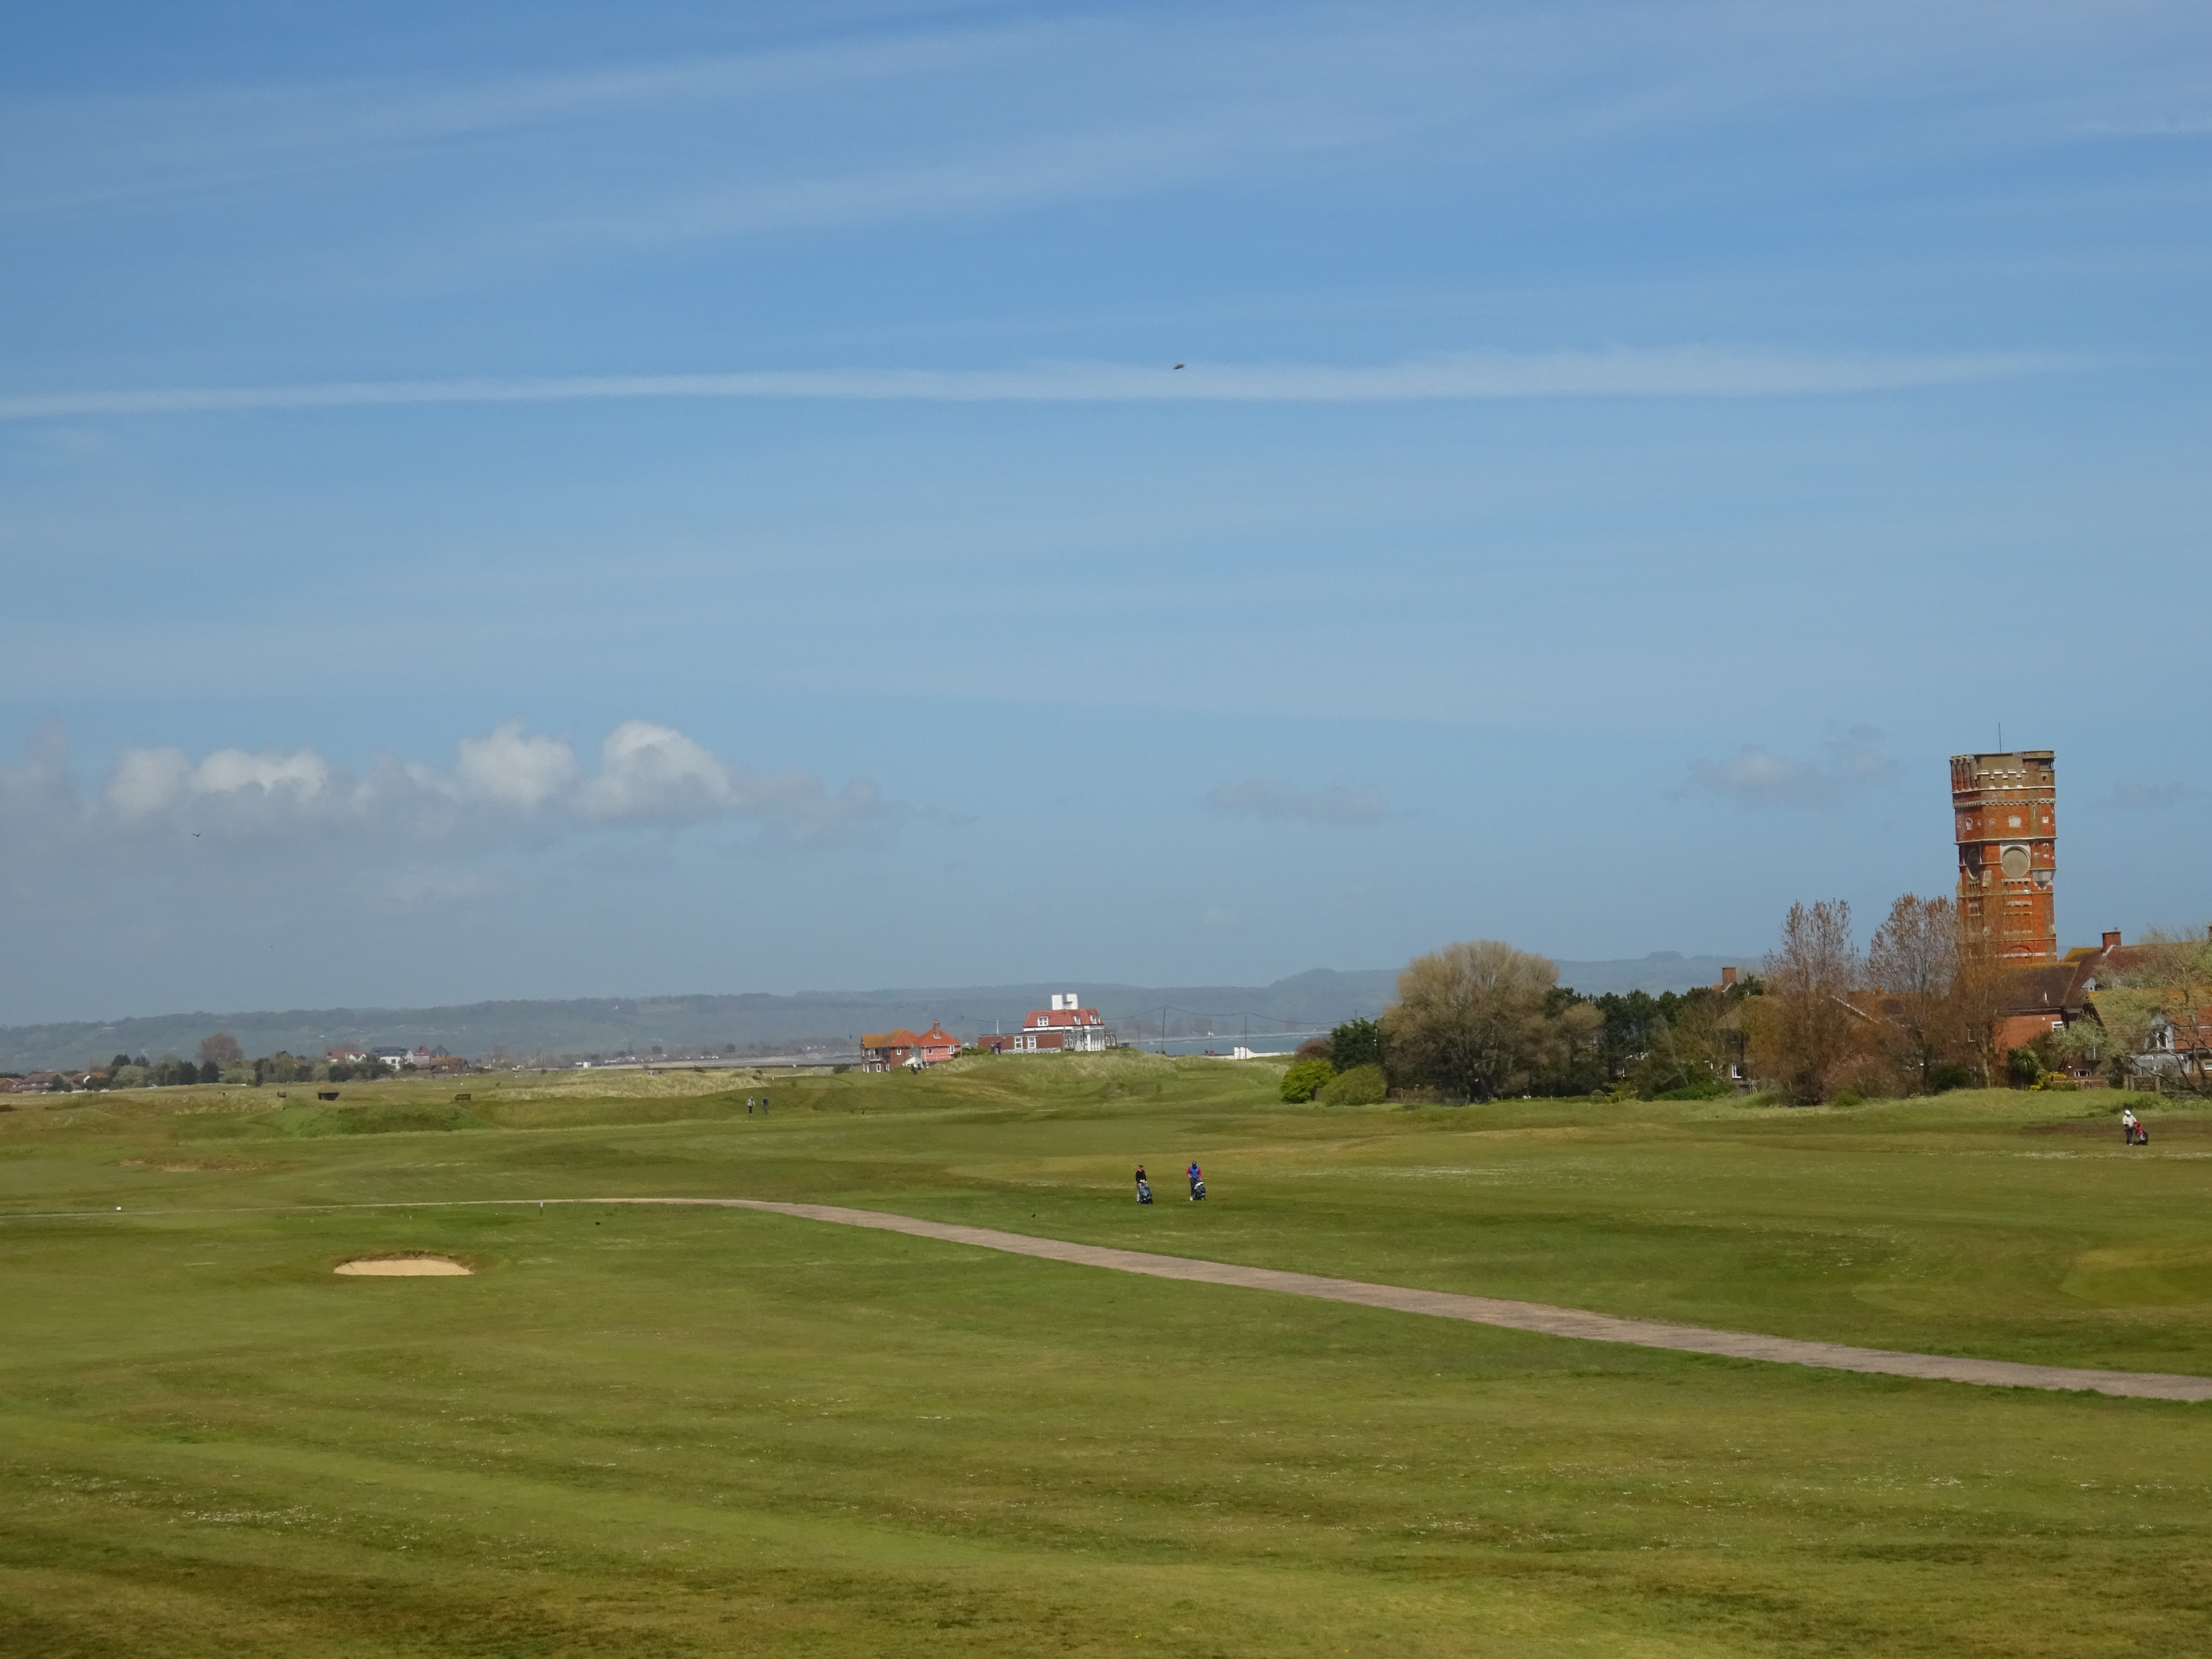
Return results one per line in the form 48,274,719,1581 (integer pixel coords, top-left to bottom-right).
334,1255,472,1277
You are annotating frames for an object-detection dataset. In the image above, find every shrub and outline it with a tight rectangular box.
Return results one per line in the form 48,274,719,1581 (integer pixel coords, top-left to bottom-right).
1279,1058,1336,1103
1651,1078,1733,1101
1318,1063,1387,1106
1929,1062,1977,1093
1293,1037,1332,1062
1832,1090,1864,1106
2005,1047,2042,1088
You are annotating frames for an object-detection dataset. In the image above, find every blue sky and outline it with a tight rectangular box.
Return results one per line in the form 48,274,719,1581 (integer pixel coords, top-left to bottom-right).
2,0,2207,1022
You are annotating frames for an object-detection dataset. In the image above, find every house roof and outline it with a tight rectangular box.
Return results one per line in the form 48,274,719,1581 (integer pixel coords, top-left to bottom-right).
1024,1007,1101,1028
860,1029,922,1050
1995,963,2095,1016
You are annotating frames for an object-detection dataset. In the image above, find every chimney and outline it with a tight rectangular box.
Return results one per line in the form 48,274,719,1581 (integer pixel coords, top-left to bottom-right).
1720,966,1738,989
1049,994,1064,1012
2102,930,2122,952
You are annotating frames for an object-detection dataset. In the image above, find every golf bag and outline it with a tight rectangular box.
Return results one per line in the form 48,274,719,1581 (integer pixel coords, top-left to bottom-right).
2128,1124,2149,1146
1136,1178,1154,1204
1189,1178,1206,1201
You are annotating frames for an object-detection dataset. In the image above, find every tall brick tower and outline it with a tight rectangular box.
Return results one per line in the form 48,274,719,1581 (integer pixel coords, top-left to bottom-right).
1951,750,2056,964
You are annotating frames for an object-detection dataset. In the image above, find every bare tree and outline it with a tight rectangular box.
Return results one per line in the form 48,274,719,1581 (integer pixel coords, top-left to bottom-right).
1866,894,1964,1094
1951,927,2013,1088
1381,940,1598,1101
197,1031,245,1069
1751,900,1869,1104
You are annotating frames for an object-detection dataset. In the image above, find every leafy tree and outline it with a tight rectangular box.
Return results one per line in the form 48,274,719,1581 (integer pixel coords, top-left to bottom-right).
108,1053,132,1074
2093,929,2212,1096
1327,1017,1384,1072
1625,989,1732,1097
2006,1046,2043,1087
197,1032,245,1069
1318,1063,1387,1105
1380,940,1599,1102
198,1061,222,1084
1280,1058,1336,1102
1293,1037,1332,1061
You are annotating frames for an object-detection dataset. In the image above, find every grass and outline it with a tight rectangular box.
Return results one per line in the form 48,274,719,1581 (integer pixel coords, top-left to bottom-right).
4,1054,2211,1655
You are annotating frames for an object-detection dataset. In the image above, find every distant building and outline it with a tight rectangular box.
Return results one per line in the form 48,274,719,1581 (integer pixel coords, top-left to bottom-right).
1990,929,2206,1084
1952,750,2057,965
859,1022,960,1072
981,993,1112,1055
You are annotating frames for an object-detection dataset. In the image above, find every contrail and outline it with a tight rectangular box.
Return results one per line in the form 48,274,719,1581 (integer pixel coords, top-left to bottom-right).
0,347,2061,421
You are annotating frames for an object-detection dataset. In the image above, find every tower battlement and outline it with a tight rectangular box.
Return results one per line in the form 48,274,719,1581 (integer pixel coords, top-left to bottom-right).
1951,749,2055,964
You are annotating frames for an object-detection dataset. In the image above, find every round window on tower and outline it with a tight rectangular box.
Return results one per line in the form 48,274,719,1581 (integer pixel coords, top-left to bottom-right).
2000,844,2031,880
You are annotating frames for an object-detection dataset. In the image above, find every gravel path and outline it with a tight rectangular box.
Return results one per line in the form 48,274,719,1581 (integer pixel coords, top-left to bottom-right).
616,1197,2212,1403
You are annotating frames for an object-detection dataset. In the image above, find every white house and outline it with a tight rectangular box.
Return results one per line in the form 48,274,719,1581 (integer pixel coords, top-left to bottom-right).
987,992,1112,1054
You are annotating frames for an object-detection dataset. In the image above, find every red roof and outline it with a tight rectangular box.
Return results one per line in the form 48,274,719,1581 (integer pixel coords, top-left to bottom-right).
862,1022,961,1052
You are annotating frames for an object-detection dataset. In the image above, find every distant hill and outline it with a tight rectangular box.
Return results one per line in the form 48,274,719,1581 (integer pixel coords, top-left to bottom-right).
0,953,1750,1072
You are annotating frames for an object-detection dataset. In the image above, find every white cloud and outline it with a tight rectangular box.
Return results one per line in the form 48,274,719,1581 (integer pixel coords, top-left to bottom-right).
104,743,335,823
0,347,2061,423
1203,778,1390,826
0,720,889,854
455,721,577,809
572,721,892,843
1684,725,1899,811
575,721,736,822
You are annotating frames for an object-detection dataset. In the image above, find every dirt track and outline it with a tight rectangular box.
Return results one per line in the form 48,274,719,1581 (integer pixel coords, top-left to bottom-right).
610,1197,2212,1403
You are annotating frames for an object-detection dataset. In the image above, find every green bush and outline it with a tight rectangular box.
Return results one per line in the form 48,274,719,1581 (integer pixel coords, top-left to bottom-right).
1318,1063,1387,1106
2005,1047,2041,1088
1279,1058,1336,1103
1929,1062,1977,1093
1832,1090,1864,1107
1651,1078,1733,1101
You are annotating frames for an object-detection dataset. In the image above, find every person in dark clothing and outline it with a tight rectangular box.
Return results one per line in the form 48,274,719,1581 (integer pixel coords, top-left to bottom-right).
1135,1164,1153,1204
1186,1161,1205,1200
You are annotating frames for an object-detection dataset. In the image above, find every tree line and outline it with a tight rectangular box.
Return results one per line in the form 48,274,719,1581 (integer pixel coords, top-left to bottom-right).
13,1032,403,1092
1278,902,2210,1109
1280,939,1761,1105
1749,895,2210,1103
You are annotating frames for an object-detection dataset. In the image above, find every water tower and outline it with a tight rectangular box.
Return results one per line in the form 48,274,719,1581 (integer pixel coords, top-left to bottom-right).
1950,750,2056,965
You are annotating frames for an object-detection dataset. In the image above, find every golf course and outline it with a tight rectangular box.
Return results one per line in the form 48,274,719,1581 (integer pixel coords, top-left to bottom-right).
5,1053,2209,1656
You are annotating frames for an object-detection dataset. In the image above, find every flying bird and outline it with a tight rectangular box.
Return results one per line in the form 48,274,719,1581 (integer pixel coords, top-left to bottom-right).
1173,363,1185,370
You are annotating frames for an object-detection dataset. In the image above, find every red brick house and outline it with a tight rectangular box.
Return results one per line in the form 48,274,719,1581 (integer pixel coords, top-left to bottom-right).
859,1021,960,1072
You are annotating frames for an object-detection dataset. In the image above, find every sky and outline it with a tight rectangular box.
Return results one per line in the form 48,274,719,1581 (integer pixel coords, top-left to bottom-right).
2,0,2207,1023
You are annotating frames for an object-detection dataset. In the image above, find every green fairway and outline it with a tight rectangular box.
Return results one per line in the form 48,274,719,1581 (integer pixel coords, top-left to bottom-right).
5,1055,2211,1656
